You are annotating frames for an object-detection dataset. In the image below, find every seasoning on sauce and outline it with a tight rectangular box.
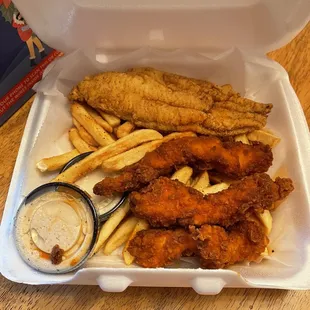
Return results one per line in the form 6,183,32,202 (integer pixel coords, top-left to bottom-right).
39,251,50,260
51,244,64,265
70,258,79,266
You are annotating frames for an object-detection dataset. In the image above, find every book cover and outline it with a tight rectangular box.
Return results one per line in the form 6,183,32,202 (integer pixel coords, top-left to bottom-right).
0,0,62,126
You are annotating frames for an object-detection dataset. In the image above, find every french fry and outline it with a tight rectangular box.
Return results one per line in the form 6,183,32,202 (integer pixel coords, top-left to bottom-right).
234,134,250,144
247,129,281,148
72,118,99,147
36,149,80,172
84,106,113,133
69,128,97,153
192,171,210,193
53,129,163,183
71,103,115,146
122,219,149,265
256,210,273,235
102,140,162,172
162,131,196,142
200,182,230,195
171,166,193,184
103,216,138,255
93,200,131,254
97,110,121,127
115,122,135,139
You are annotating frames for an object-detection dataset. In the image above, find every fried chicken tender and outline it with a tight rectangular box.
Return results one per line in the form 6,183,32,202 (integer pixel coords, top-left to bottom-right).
130,174,294,227
127,229,197,268
69,67,272,136
190,217,269,269
93,136,273,196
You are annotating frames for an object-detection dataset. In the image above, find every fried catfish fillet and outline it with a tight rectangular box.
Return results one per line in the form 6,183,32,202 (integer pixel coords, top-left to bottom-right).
93,136,273,196
69,68,272,136
190,216,269,269
130,174,294,227
127,229,197,268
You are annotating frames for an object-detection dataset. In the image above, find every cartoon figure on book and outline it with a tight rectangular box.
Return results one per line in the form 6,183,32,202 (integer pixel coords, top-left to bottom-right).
0,0,46,67
12,11,46,66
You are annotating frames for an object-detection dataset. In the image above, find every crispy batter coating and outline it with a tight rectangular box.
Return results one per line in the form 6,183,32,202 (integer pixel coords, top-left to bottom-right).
93,136,273,196
69,68,272,136
190,217,268,269
127,229,197,268
130,174,294,227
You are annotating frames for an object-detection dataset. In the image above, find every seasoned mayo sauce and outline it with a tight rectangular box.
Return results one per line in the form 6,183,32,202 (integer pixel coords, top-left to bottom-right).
15,191,95,273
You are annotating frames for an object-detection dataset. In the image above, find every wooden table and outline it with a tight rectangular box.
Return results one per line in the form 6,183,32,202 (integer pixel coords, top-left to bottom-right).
1,24,309,310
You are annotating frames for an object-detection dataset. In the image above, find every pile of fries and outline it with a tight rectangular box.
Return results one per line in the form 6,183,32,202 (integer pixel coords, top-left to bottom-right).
36,101,280,265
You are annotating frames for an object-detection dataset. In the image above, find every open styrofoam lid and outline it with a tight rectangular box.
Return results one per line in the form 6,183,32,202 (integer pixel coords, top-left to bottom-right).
13,0,310,53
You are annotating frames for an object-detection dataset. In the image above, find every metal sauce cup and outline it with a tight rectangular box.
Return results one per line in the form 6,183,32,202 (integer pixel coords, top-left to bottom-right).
14,152,126,274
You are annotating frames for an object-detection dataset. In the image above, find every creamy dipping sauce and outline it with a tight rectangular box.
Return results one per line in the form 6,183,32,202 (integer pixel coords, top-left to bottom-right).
15,190,96,273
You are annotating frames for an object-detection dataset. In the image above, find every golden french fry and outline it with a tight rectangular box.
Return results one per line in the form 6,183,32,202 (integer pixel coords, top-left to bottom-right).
53,129,163,183
72,118,99,147
69,128,97,153
234,134,250,144
171,166,193,184
71,103,115,146
162,131,196,142
93,200,130,254
256,210,273,235
97,110,121,127
122,219,150,265
36,149,80,172
103,216,138,255
116,122,135,139
102,140,162,172
192,171,210,193
200,182,230,195
84,106,113,133
247,129,280,148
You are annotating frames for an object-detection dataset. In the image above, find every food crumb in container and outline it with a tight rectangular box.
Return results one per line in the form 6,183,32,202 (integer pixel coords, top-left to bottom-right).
51,244,64,265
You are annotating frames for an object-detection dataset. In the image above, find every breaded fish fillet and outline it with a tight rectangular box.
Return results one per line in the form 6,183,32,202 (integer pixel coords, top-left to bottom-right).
130,174,294,227
93,136,273,196
127,229,197,268
190,217,268,269
69,68,272,136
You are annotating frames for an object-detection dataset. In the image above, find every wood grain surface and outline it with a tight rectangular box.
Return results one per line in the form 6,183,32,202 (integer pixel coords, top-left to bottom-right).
1,24,309,310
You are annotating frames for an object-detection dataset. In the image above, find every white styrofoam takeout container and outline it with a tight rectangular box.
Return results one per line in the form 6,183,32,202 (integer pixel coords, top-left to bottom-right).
1,0,310,295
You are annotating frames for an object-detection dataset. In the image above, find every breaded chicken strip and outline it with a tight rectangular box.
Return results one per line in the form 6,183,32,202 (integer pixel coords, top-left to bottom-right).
190,216,268,269
127,229,197,268
93,137,273,196
69,68,272,136
130,174,294,227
